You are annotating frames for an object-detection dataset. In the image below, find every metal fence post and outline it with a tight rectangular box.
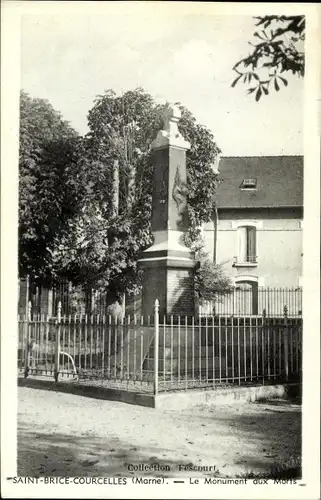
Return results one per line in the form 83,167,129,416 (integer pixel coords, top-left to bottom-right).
24,301,32,378
283,305,289,382
154,299,159,396
54,301,62,383
262,308,266,384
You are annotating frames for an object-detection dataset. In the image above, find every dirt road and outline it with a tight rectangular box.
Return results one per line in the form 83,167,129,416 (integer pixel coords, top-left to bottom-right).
18,387,301,478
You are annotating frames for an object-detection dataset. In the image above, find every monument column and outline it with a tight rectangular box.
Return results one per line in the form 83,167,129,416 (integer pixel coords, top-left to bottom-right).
138,103,199,319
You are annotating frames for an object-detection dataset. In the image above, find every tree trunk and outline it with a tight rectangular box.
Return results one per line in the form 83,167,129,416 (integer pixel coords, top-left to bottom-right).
127,164,136,212
85,284,93,315
112,158,119,216
107,159,122,317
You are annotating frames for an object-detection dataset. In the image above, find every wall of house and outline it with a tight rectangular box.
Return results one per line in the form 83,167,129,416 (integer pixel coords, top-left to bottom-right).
203,208,303,288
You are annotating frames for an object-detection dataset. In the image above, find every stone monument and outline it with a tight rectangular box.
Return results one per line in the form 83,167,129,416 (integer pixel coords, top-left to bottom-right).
138,103,199,319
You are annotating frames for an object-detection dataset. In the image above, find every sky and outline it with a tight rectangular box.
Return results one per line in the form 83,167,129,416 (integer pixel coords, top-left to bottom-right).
20,5,304,156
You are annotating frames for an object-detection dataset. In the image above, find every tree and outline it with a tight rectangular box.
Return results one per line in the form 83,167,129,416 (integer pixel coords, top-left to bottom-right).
52,90,157,300
232,16,305,101
185,227,233,303
195,259,233,302
19,90,82,284
60,88,221,303
20,88,226,305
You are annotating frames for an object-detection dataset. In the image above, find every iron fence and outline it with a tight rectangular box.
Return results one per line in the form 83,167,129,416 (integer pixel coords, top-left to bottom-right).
199,287,302,318
18,299,302,394
155,308,302,392
19,279,302,319
18,302,156,393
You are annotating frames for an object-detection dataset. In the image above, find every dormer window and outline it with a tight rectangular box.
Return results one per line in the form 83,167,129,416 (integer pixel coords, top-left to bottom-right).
240,178,257,190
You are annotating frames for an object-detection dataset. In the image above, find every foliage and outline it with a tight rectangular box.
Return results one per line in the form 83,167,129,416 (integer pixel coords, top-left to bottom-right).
19,90,82,284
175,103,221,226
19,88,221,302
185,227,233,301
52,89,157,299
195,259,234,301
60,88,220,301
232,16,305,100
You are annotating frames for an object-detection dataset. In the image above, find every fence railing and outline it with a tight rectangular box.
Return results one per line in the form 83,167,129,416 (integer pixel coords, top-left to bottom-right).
18,302,156,392
18,300,302,394
19,279,302,319
199,287,302,318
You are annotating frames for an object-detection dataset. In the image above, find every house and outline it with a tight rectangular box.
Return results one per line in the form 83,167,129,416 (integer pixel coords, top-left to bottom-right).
202,156,303,315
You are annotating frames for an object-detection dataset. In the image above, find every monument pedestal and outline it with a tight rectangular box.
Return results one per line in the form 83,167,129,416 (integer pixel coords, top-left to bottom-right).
138,104,199,319
141,262,197,319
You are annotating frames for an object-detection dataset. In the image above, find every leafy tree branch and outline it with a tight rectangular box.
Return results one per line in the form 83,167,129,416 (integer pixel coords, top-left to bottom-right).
232,15,305,101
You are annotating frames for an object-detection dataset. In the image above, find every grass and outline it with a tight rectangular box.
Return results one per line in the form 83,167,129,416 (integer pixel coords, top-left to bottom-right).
235,456,301,479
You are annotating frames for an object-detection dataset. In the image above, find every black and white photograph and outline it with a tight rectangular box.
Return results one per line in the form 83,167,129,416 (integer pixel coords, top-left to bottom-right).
1,2,320,498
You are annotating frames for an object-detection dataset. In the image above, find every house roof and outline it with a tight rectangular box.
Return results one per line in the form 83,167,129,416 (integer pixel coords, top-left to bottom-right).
215,156,303,209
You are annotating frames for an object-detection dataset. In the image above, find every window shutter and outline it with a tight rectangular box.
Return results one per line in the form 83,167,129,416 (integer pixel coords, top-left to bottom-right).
238,227,247,262
247,227,256,261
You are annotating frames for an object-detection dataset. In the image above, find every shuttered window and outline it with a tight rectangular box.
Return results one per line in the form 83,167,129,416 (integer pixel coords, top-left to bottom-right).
246,226,256,262
238,226,247,262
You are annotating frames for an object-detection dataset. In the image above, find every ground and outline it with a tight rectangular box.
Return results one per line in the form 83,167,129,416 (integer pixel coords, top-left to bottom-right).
18,387,301,478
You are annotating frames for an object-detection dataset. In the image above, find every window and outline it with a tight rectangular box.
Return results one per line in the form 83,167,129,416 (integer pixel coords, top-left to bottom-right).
235,226,257,265
240,178,257,189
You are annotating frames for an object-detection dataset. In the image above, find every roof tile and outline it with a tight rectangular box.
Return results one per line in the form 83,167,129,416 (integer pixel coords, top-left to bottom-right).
215,156,303,208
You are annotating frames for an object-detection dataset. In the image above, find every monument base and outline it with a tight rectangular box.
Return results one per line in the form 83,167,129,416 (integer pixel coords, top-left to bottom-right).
139,256,198,319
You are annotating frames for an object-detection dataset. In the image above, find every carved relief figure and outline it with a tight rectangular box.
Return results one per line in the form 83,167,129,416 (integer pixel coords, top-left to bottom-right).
172,165,185,210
